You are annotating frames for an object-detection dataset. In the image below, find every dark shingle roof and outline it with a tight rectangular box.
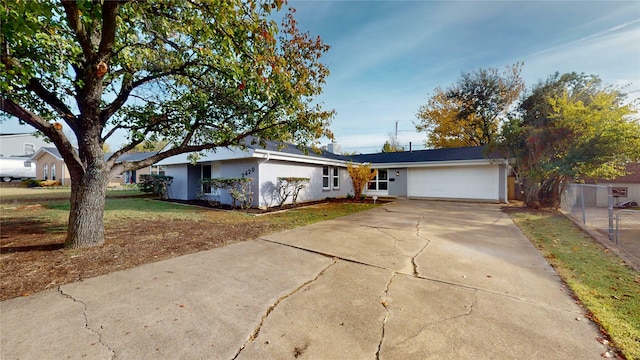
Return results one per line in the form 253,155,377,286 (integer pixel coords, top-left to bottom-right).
241,137,348,161
348,146,493,164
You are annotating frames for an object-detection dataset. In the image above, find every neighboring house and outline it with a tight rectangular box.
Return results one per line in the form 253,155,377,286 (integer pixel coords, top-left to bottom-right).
31,147,69,185
105,151,157,185
353,146,509,203
583,162,640,207
156,140,510,207
31,147,156,186
0,133,51,158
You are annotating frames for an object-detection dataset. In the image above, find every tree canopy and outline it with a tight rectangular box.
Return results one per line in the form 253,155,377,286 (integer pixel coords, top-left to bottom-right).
498,72,640,207
416,63,524,148
1,0,333,247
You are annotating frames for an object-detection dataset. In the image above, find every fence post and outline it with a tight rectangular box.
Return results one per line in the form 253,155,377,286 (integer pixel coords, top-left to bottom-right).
608,185,614,241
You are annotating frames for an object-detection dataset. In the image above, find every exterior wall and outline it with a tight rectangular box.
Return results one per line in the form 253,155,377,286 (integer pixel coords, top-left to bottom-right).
388,168,407,197
33,153,68,185
164,164,190,200
594,183,640,207
499,164,507,203
257,160,352,208
0,134,50,157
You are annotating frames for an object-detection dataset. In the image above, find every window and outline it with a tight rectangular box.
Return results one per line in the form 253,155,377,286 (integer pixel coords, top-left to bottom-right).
152,165,166,176
43,164,48,180
24,143,35,155
202,165,212,193
50,163,56,180
322,166,330,189
332,167,340,189
367,169,388,191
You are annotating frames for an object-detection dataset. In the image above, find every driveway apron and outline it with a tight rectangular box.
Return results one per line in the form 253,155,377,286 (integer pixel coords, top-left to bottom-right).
1,200,608,359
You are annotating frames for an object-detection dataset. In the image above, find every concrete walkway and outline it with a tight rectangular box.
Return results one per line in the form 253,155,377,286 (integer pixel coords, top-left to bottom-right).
1,200,609,359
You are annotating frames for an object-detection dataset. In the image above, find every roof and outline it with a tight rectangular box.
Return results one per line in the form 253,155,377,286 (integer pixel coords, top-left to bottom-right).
31,147,63,160
348,146,495,164
241,137,347,161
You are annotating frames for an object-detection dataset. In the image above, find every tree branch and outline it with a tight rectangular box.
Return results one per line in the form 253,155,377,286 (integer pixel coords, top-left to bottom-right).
61,1,93,62
26,78,77,125
97,1,125,59
1,97,83,172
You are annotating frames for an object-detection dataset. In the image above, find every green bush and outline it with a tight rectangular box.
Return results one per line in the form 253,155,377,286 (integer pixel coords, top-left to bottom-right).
21,179,42,188
138,174,173,199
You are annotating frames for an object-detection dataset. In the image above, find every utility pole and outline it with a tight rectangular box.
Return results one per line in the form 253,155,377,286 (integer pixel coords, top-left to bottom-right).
395,120,398,139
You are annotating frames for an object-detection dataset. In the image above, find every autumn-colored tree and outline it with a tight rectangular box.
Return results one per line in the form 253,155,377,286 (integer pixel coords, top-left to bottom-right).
346,162,377,200
416,63,524,148
498,72,640,207
1,1,333,247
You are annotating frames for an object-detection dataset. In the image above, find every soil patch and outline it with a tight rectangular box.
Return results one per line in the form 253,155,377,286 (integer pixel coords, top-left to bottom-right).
0,198,385,301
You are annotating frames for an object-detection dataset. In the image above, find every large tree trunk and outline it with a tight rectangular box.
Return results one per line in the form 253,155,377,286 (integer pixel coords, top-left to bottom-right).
65,167,109,248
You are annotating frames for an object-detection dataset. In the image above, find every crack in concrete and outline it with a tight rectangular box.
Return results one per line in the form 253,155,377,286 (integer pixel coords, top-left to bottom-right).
376,271,395,360
230,260,337,360
258,238,389,271
57,287,116,359
397,289,478,347
411,214,431,277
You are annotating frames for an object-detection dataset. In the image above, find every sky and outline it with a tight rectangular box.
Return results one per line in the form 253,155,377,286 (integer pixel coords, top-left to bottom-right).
2,1,639,154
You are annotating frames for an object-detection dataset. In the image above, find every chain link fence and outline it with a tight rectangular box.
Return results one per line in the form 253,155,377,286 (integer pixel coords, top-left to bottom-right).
561,183,640,258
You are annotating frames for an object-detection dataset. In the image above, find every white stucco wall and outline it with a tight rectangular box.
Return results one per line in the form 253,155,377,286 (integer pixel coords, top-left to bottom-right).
258,160,353,208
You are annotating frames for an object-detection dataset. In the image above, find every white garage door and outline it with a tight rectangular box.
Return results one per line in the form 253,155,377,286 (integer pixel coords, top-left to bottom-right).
408,165,498,201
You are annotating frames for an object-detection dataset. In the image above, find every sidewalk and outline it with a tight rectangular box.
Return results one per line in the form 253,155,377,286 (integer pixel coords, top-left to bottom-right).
1,200,609,359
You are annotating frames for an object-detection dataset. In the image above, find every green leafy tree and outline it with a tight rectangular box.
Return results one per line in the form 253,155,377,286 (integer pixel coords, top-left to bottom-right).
498,72,640,207
1,1,333,247
346,162,376,201
416,63,524,148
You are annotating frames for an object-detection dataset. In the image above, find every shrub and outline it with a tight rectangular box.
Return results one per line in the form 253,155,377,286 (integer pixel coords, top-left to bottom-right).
346,162,377,201
276,177,310,206
40,180,61,187
21,179,41,188
138,174,173,199
200,178,253,208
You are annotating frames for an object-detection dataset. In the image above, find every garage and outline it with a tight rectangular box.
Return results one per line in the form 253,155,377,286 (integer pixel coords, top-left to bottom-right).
353,146,509,203
407,164,501,201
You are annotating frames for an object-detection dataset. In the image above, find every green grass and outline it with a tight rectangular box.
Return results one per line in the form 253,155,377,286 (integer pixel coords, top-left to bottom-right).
509,210,640,360
266,202,378,226
0,186,143,203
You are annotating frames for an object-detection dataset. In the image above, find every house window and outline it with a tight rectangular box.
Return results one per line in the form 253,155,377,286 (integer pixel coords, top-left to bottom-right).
43,164,48,180
24,143,35,155
332,167,340,189
202,164,212,194
367,169,388,191
152,165,166,176
51,163,56,180
322,166,330,189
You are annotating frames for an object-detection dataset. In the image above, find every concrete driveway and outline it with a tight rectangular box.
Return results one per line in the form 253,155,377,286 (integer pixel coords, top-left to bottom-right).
1,200,609,359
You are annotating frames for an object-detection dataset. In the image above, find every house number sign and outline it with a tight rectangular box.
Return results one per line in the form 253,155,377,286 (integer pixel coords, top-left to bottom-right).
241,167,256,178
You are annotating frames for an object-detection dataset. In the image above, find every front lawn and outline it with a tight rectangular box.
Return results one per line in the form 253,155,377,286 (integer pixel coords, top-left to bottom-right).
508,209,640,360
0,198,378,301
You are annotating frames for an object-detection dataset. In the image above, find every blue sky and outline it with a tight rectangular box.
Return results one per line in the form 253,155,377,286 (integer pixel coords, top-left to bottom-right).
290,0,640,153
3,1,639,153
